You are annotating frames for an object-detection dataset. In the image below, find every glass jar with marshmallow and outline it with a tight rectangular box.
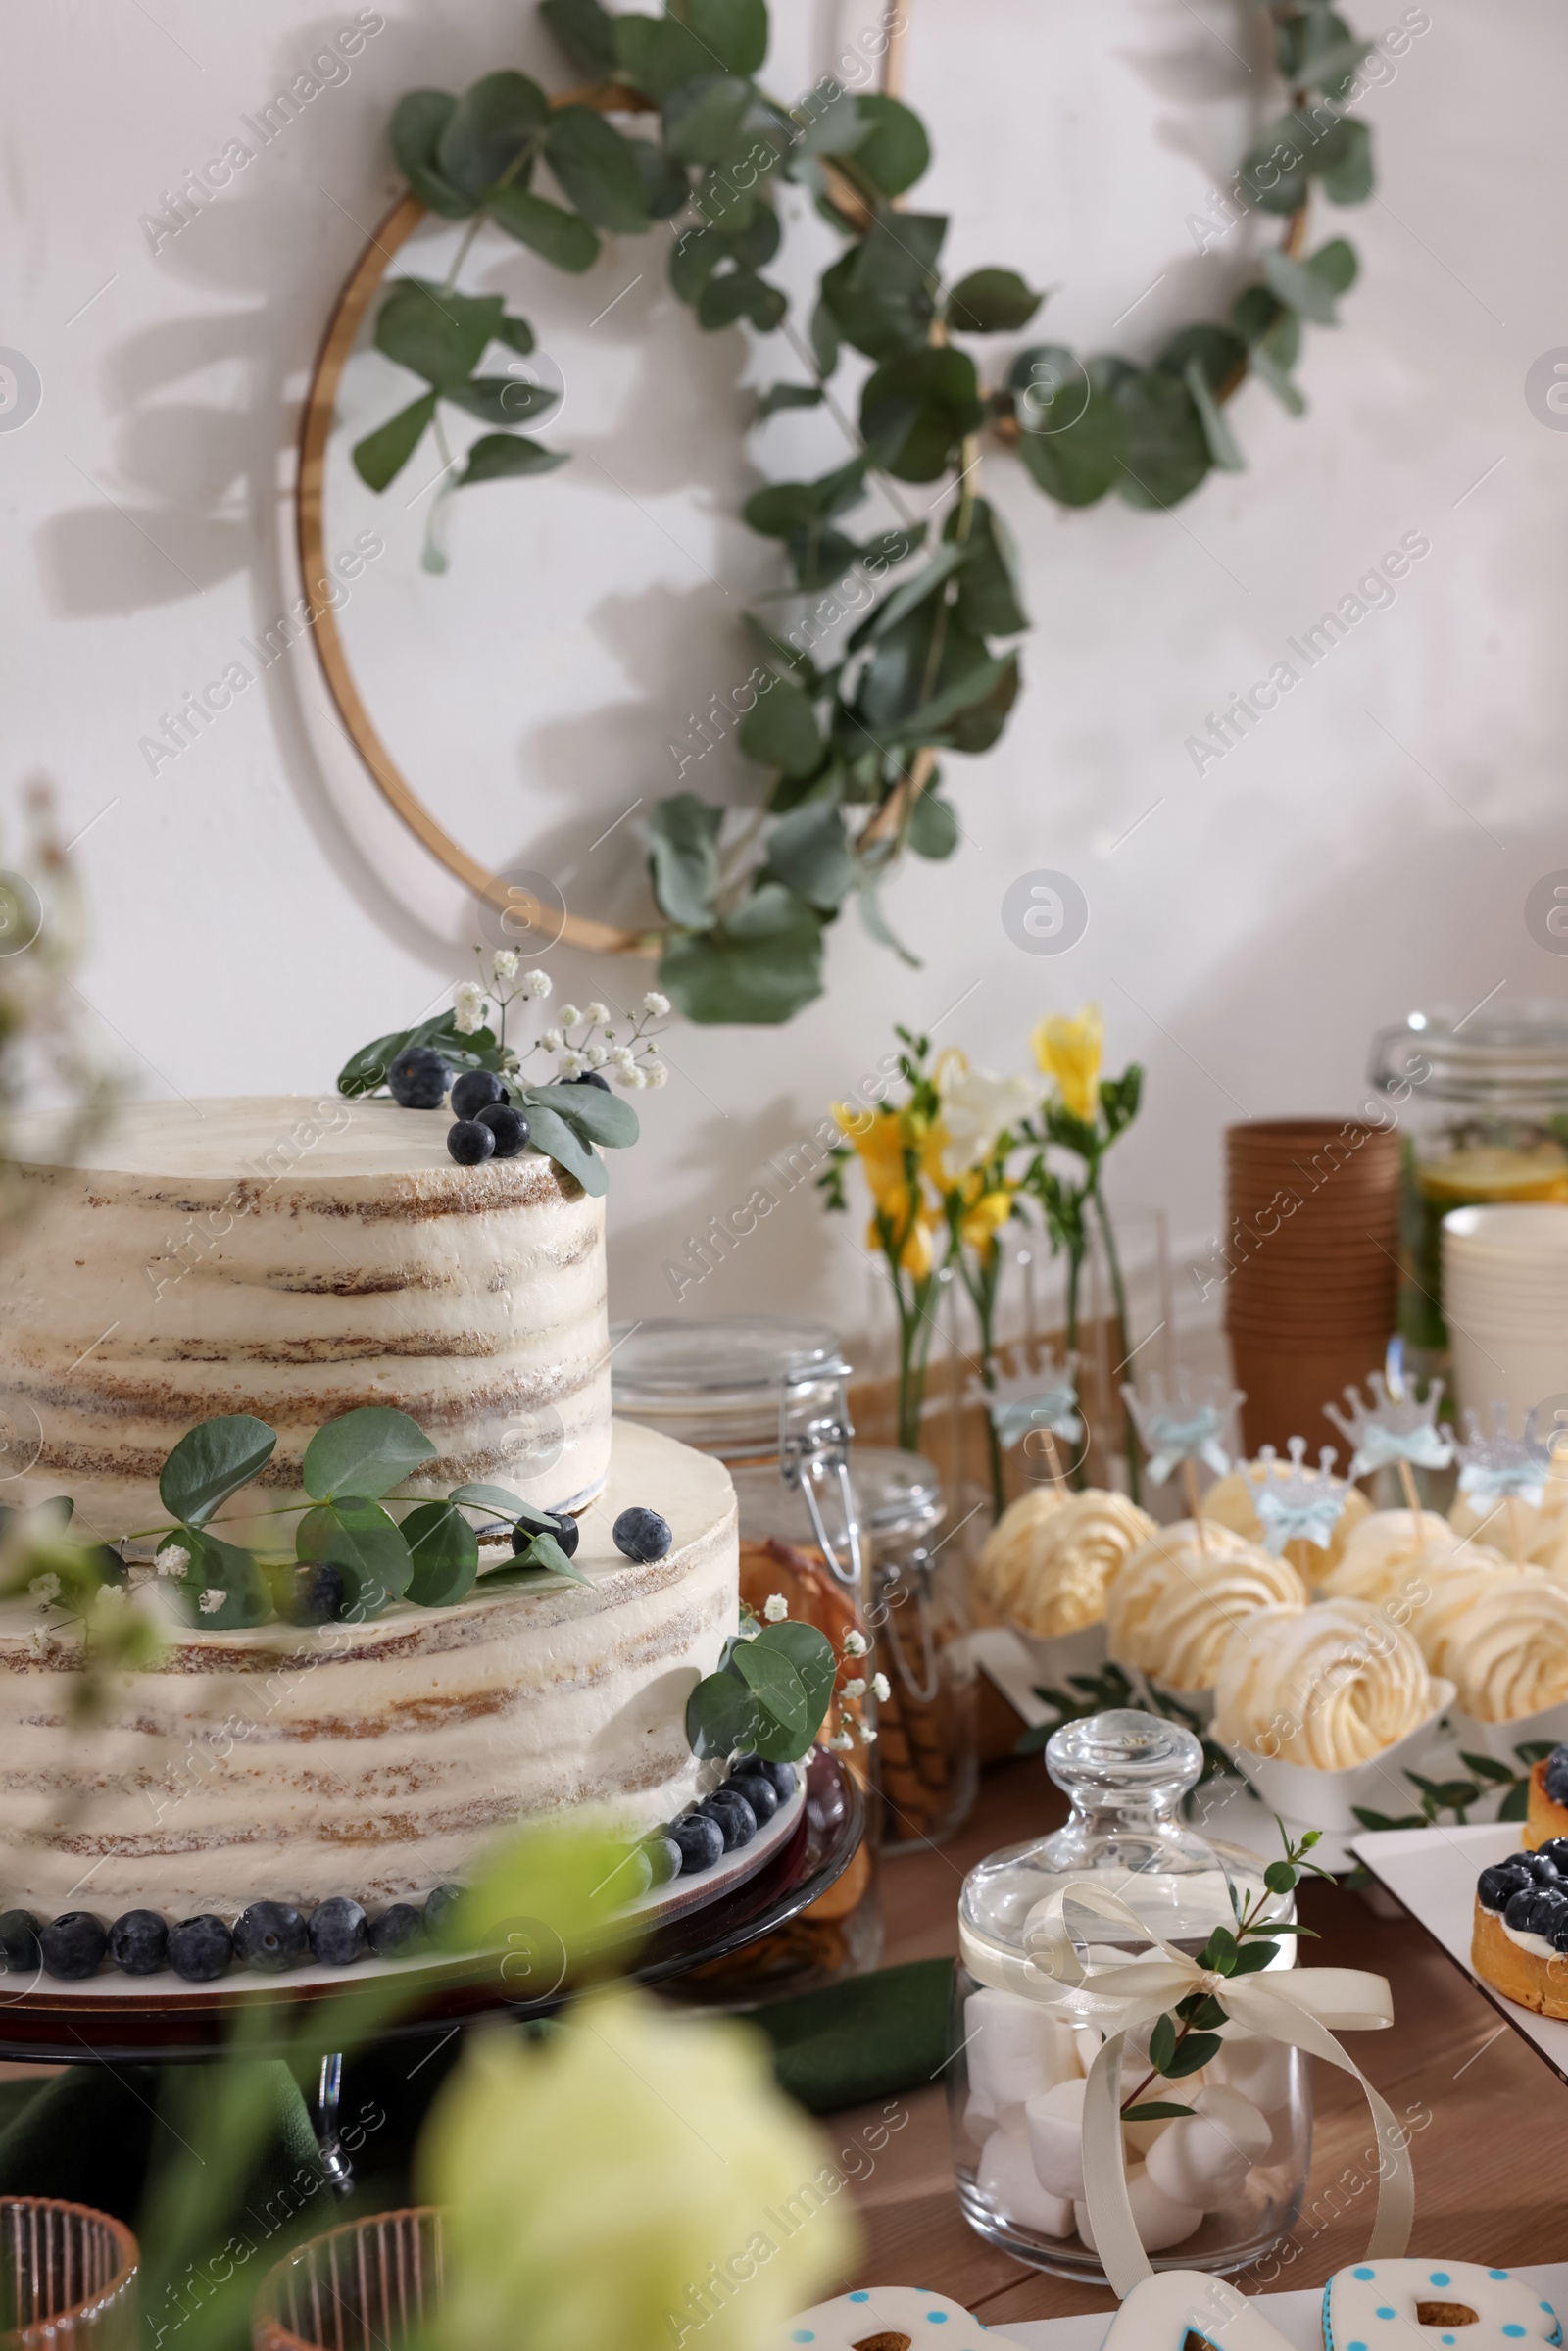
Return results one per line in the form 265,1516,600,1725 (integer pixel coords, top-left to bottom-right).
947,1708,1310,2281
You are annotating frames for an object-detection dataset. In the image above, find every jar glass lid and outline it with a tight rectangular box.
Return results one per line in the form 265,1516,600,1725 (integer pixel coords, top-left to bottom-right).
1370,1001,1568,1106
610,1316,845,1457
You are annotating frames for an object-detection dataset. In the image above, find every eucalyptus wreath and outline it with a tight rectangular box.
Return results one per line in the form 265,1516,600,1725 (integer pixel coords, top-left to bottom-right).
353,0,1381,1022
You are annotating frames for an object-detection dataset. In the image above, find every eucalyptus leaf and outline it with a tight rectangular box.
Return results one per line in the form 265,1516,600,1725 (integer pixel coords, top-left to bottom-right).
449,1481,557,1530
437,72,551,199
945,498,1029,637
764,802,853,913
751,1618,837,1737
754,382,824,423
632,141,692,219
297,1497,414,1616
687,0,768,74
171,1527,273,1633
848,541,967,649
444,377,560,425
858,885,921,968
851,93,929,196
390,91,474,219
302,1406,437,1503
908,787,958,859
946,267,1043,334
539,0,619,80
663,73,754,164
376,281,505,390
1320,117,1373,203
743,456,867,537
648,791,723,927
614,11,714,100
545,105,651,231
821,213,947,360
1183,358,1246,472
1263,247,1341,325
1157,323,1248,394
513,1528,591,1585
336,1009,462,1098
1308,236,1359,295
670,224,725,304
725,203,781,270
698,267,786,332
459,433,569,486
732,1638,810,1737
521,1081,639,1147
159,1414,277,1530
738,675,823,777
521,1102,608,1197
659,883,824,1024
1114,369,1211,509
489,187,601,271
402,1499,480,1607
687,1670,759,1760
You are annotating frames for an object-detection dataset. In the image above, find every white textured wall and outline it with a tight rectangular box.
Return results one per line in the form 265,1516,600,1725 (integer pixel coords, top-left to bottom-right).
5,0,1565,1367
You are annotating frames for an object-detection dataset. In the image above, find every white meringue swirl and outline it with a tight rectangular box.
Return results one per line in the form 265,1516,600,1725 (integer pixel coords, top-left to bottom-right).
1212,1595,1432,1767
1105,1523,1305,1694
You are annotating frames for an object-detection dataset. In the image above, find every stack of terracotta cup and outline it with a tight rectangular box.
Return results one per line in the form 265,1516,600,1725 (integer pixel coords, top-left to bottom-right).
1223,1118,1401,1454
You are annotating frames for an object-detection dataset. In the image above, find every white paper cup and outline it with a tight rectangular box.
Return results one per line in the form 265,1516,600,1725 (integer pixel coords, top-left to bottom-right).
1007,1617,1107,1690
1450,1327,1568,1420
1444,1203,1568,1255
1220,1680,1456,1832
1446,1692,1568,1764
1123,1664,1215,1731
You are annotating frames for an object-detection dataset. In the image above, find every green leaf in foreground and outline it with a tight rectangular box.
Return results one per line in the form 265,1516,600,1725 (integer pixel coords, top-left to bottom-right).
302,1405,438,1503
159,1414,277,1530
402,1500,480,1607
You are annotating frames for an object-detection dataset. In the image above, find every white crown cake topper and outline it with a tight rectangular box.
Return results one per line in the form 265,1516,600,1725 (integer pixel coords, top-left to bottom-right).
1242,1435,1352,1555
967,1348,1083,1453
1453,1400,1552,1509
1120,1366,1242,1487
1323,1341,1453,1478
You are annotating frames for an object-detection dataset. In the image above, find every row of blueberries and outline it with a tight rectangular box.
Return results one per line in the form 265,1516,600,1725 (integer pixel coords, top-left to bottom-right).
1478,1837,1568,1948
645,1758,797,1885
390,1052,612,1168
0,1885,465,1983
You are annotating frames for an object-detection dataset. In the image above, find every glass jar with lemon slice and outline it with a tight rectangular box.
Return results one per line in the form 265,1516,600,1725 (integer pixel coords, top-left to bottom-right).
1370,1004,1568,1358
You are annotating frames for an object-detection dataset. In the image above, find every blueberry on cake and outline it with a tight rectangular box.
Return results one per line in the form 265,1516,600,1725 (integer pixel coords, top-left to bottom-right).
1525,1742,1568,1849
1471,1837,1568,2017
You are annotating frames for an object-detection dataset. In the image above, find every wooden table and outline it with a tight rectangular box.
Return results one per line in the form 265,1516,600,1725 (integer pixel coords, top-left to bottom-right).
837,1750,1568,2332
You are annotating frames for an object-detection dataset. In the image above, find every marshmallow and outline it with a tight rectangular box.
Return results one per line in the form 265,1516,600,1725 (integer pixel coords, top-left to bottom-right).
964,1985,1077,2119
1207,2030,1293,2114
962,2092,998,2145
1074,2164,1202,2253
1025,2076,1088,2199
977,2127,1074,2238
1144,2085,1269,2209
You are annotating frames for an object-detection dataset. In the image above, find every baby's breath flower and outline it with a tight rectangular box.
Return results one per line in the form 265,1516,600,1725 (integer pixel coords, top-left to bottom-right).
27,1572,61,1605
492,949,520,982
540,1027,564,1053
840,1675,866,1700
28,1626,53,1657
762,1592,790,1623
626,1067,649,1089
558,1004,581,1028
841,1628,868,1659
871,1671,891,1702
857,1721,878,1746
94,1584,126,1615
825,1728,856,1754
198,1588,225,1616
454,980,486,1036
644,1060,668,1089
642,991,670,1017
557,1050,586,1079
521,969,552,999
584,1002,610,1026
158,1544,190,1578
585,1046,608,1069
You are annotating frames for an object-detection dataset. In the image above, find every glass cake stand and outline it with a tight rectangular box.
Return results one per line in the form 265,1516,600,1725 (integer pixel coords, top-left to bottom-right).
0,1751,864,2067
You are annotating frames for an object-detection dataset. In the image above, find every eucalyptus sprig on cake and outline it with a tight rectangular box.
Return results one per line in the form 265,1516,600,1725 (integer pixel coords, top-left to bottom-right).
684,1592,871,1766
338,955,668,1190
342,0,1386,1021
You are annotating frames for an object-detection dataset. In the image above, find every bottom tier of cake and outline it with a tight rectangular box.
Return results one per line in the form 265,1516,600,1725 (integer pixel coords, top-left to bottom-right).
0,1419,738,1924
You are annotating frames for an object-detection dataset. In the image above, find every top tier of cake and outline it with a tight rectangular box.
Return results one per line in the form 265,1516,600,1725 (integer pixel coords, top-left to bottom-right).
0,1095,610,1540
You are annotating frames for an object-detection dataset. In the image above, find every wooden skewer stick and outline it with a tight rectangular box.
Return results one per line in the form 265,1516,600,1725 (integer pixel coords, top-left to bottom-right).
1396,1458,1424,1526
1185,1458,1209,1551
1040,1432,1070,1500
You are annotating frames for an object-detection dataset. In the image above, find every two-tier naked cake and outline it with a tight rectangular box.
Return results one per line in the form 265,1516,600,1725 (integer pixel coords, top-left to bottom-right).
0,1097,741,1967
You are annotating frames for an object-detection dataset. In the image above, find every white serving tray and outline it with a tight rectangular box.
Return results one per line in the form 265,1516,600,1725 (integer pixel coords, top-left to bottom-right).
1352,1820,1568,2086
996,2264,1568,2350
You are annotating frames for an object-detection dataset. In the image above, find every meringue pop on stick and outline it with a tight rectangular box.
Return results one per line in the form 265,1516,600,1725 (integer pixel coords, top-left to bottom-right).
1324,1340,1453,1524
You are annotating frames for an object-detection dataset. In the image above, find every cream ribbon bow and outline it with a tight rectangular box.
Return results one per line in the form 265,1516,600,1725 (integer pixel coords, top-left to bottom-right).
958,1876,1413,2299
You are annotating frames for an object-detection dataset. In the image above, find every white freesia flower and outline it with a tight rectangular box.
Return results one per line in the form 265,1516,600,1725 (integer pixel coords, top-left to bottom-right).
492,949,519,982
454,981,486,1036
584,1002,610,1026
158,1544,190,1578
935,1057,1038,1178
840,1675,866,1700
558,1004,581,1028
27,1572,60,1605
521,969,552,999
841,1628,868,1658
198,1588,224,1616
871,1671,891,1702
762,1592,789,1623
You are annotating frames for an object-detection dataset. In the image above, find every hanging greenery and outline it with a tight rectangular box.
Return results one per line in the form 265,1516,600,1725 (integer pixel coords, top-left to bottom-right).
352,0,1381,1022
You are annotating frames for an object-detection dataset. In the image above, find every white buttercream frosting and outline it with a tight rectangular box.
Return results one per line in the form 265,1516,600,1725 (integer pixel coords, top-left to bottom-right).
1314,1509,1458,1605
0,1419,739,1919
1200,1462,1369,1585
1105,1523,1305,1693
1212,1595,1432,1767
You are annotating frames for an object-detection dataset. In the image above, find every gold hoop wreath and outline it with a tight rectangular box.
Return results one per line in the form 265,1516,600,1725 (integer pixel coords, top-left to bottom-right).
296,0,1380,990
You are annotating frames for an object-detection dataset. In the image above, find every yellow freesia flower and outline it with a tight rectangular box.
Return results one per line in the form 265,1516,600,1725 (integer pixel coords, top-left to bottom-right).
951,1171,1016,1258
421,1988,858,2351
1033,1004,1103,1123
869,1202,934,1277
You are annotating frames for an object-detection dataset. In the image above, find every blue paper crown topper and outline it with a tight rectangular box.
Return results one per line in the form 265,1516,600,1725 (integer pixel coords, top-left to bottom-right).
1241,1435,1352,1555
1120,1367,1244,1487
1323,1342,1453,1479
1453,1401,1553,1510
969,1350,1083,1453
